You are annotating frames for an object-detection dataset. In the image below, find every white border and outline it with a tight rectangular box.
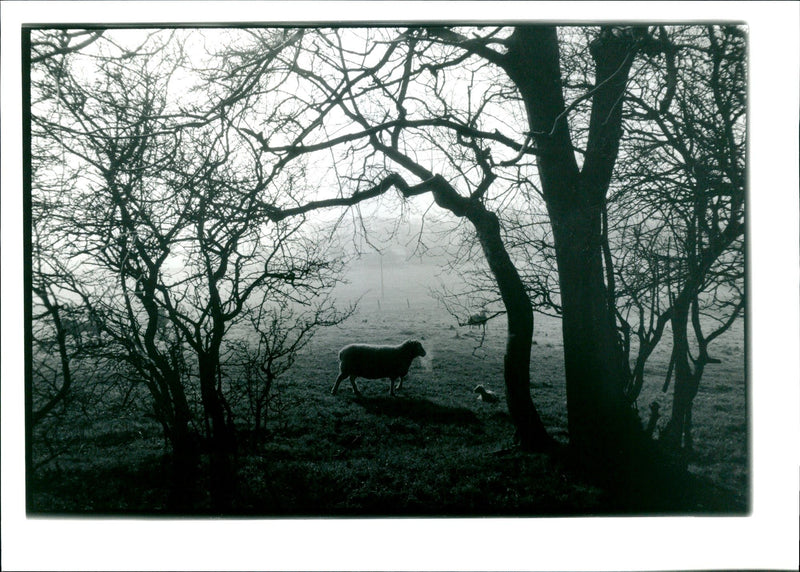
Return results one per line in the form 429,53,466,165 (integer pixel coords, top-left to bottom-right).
3,2,798,571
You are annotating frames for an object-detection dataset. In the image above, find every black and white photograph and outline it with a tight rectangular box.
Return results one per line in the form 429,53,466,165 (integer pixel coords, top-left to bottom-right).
2,2,798,571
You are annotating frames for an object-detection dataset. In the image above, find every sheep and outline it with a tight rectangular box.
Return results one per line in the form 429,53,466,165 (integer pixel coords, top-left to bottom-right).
331,339,426,397
474,384,500,403
466,310,488,333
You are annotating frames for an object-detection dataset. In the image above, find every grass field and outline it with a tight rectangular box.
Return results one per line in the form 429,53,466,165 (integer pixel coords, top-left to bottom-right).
28,256,748,515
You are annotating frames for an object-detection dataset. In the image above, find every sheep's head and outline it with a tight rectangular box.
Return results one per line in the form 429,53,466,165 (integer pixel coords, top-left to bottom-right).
404,339,426,357
474,384,485,394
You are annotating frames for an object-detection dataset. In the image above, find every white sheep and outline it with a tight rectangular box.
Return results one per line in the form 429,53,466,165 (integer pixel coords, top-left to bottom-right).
331,339,427,397
474,384,500,403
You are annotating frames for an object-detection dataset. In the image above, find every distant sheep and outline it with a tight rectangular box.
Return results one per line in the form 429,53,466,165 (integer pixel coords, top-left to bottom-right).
474,384,500,403
466,310,488,332
331,339,427,397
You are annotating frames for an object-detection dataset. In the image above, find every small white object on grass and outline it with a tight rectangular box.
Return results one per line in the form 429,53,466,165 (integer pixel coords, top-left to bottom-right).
474,384,500,403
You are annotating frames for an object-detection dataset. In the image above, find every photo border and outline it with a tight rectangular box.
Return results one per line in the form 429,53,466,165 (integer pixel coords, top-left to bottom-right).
3,2,798,570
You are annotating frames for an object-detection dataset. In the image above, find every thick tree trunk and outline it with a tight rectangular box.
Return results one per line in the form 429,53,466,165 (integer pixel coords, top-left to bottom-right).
138,292,203,508
164,367,198,509
167,418,199,511
549,202,634,456
502,25,642,461
199,351,234,510
137,365,200,510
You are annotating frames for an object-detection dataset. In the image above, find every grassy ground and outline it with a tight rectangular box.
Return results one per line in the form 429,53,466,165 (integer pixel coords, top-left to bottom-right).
28,260,748,516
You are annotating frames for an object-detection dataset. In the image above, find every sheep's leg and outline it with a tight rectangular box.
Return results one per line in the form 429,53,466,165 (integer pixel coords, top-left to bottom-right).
331,371,348,395
349,375,362,397
396,376,405,391
389,378,397,396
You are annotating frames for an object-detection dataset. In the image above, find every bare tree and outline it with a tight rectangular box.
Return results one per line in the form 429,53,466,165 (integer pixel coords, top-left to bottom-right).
227,297,355,442
612,25,746,455
204,26,689,460
29,28,355,509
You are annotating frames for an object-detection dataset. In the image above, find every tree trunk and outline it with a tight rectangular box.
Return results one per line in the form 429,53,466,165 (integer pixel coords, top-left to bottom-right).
138,292,205,507
502,25,641,461
470,207,552,451
166,366,197,508
254,396,263,440
409,175,552,451
662,296,700,456
198,351,234,510
549,202,634,457
167,417,199,511
141,364,199,510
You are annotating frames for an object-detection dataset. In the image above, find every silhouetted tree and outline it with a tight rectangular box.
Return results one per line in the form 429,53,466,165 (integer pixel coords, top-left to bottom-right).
212,27,554,449
29,28,352,509
208,26,693,461
612,25,745,456
228,298,355,441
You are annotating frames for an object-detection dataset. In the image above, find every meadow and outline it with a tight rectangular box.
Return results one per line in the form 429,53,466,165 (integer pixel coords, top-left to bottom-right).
28,254,748,515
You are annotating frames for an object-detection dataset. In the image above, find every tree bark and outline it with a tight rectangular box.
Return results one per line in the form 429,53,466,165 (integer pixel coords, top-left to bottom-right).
549,203,634,455
199,350,235,510
502,26,641,460
166,407,199,511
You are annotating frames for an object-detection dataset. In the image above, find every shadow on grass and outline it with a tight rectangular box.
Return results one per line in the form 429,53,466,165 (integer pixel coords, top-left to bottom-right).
356,395,480,426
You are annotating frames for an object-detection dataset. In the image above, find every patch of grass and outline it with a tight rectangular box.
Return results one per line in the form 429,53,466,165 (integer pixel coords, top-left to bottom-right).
29,455,172,514
28,303,747,515
235,446,605,516
355,396,481,426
